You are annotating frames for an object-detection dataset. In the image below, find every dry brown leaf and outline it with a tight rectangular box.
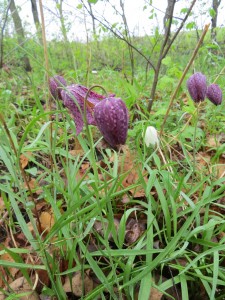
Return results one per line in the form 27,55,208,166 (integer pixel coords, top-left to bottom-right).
0,197,5,210
76,161,90,181
24,178,37,190
39,210,55,233
0,248,19,283
149,287,163,300
118,146,147,197
134,279,163,300
125,218,146,245
1,276,39,300
63,271,93,296
196,152,211,169
94,218,120,242
20,152,32,169
69,137,84,156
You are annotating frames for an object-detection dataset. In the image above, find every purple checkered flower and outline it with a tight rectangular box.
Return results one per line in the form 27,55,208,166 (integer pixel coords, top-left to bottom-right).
187,72,207,103
61,84,104,135
94,97,129,148
49,77,129,147
49,75,67,100
206,83,222,106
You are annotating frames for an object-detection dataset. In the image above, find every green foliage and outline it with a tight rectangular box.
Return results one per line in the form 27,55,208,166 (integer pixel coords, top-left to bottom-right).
1,23,225,299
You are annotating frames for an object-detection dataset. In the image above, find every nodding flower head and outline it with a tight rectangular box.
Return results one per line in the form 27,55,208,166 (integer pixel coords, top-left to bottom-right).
206,83,222,106
94,97,129,148
49,75,67,100
49,77,129,148
143,126,159,148
61,84,104,135
187,72,207,103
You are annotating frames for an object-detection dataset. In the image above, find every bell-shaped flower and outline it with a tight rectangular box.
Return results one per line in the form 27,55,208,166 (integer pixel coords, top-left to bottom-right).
187,72,207,103
61,84,104,135
48,77,129,148
143,126,159,147
49,75,67,100
206,83,222,106
94,97,129,148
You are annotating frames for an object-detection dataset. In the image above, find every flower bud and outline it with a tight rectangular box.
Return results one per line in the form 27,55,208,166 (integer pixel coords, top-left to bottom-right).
49,75,67,100
143,126,159,147
187,72,207,103
206,83,222,106
94,97,129,148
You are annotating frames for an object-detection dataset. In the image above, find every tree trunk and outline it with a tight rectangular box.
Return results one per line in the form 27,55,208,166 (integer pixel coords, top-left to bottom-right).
0,1,11,69
163,0,176,36
30,0,42,44
87,1,96,36
9,0,32,71
211,0,221,41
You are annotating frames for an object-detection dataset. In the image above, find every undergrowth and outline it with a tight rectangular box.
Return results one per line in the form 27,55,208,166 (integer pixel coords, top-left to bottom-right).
0,27,225,300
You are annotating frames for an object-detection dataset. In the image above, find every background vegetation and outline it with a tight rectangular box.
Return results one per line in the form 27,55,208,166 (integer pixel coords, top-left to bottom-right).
0,0,225,299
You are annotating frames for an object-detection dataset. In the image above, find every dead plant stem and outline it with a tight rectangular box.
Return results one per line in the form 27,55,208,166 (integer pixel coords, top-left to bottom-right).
38,0,53,175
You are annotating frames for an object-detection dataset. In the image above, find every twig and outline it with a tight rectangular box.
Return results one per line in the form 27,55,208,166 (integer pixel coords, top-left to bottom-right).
147,0,197,113
160,23,210,136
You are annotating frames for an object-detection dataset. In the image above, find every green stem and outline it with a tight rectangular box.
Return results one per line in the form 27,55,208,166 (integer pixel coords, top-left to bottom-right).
192,103,201,181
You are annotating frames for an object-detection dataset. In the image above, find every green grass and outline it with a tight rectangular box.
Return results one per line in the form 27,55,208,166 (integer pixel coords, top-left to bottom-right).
0,28,225,299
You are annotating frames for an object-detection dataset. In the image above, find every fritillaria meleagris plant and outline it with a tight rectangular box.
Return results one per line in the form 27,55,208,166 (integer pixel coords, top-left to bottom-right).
49,76,129,148
187,72,223,106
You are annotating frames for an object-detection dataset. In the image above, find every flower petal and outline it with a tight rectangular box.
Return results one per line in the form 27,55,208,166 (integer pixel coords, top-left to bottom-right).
61,85,104,135
94,97,129,148
187,72,207,103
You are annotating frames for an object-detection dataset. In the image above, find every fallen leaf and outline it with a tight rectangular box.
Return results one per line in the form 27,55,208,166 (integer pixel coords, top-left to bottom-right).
39,210,54,233
125,218,146,245
20,152,32,169
149,287,163,300
24,178,37,190
63,271,93,296
0,247,19,284
0,197,5,210
118,146,147,197
2,276,39,300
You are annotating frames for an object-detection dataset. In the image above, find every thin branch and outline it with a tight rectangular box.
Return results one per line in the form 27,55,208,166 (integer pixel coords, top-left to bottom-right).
147,0,197,112
80,0,156,72
162,0,197,60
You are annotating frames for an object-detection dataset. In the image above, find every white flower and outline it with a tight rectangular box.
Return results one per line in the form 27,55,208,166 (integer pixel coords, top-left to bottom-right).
143,126,159,147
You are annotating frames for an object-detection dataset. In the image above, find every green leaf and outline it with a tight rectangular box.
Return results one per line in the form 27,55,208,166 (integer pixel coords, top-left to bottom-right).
162,56,172,66
181,7,188,14
186,22,196,30
209,8,216,18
